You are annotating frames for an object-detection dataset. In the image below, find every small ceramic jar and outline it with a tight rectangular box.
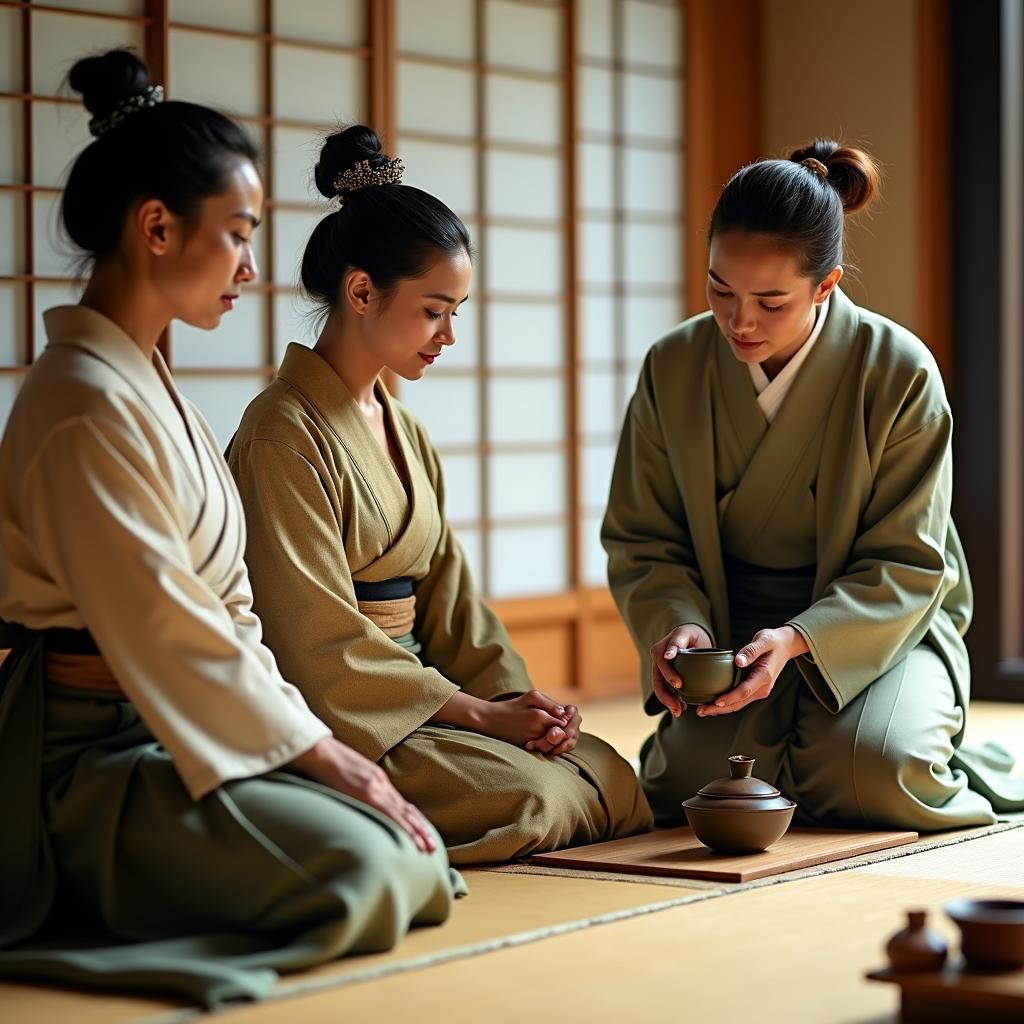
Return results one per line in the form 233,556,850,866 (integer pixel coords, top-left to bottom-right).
885,910,948,972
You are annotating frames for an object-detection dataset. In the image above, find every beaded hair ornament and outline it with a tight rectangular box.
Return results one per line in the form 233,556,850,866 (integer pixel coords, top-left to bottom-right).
800,156,829,179
333,157,405,205
89,84,164,138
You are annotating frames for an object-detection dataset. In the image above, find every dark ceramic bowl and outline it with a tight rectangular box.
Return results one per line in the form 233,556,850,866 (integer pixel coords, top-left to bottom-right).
945,899,1024,970
683,802,795,855
670,649,740,704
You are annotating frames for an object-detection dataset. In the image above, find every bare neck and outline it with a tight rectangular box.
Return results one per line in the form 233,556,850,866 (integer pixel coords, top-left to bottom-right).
78,258,170,360
313,308,385,410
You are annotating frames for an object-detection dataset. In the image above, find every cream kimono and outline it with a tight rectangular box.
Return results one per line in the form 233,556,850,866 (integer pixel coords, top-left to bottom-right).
0,307,460,1006
604,288,1024,829
229,343,651,864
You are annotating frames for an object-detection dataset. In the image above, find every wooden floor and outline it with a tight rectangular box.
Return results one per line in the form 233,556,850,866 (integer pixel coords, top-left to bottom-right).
5,698,1024,1023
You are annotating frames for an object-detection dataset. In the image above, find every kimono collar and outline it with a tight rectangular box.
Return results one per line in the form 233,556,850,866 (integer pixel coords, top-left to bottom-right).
275,342,403,440
41,305,197,466
276,342,363,415
43,304,165,384
276,342,427,557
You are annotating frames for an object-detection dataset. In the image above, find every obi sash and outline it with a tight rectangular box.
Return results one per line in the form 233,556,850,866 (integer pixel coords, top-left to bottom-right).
724,557,816,650
354,578,422,657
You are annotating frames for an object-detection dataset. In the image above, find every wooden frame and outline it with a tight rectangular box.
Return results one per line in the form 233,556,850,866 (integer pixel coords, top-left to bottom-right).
683,0,762,317
916,0,952,382
949,0,1024,701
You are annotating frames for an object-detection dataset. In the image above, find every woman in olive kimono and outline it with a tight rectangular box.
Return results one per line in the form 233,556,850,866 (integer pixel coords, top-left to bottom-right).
603,140,1024,829
229,125,651,863
0,52,460,1007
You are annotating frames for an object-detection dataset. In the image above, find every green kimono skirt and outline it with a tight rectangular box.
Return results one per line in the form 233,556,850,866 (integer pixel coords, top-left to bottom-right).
641,559,1024,829
0,622,464,1007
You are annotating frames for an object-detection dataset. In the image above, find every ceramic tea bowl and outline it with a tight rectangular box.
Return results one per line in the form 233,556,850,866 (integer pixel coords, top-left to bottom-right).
670,648,741,705
945,899,1024,970
682,754,796,854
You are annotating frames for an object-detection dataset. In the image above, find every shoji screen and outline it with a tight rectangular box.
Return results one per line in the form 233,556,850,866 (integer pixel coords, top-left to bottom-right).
0,0,148,426
576,0,684,587
166,0,369,444
394,0,569,600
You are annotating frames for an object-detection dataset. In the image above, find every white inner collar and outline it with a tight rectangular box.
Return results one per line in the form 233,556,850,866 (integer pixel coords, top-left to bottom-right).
748,297,831,422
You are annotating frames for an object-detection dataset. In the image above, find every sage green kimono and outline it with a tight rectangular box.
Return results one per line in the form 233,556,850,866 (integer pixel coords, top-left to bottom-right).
0,307,461,1007
228,344,651,864
604,288,1024,829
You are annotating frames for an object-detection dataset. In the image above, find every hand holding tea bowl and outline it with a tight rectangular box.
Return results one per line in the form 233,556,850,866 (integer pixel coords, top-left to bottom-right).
693,627,811,718
683,754,796,854
649,623,715,717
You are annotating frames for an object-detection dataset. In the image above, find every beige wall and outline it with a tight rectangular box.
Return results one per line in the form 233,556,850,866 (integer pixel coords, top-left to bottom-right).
760,0,918,332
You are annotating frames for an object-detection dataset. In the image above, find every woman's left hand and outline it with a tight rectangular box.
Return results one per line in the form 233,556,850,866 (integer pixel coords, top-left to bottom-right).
696,626,809,717
526,703,582,756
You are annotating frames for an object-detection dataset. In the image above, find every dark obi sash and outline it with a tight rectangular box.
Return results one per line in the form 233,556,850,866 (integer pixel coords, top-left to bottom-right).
723,556,816,650
353,578,422,657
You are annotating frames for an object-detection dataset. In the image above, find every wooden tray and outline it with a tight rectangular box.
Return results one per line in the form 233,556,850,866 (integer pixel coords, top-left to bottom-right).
530,826,918,882
867,964,1024,1022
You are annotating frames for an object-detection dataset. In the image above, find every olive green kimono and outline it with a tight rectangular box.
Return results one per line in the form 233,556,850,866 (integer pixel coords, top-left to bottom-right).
603,288,1024,829
228,344,651,864
0,307,461,1007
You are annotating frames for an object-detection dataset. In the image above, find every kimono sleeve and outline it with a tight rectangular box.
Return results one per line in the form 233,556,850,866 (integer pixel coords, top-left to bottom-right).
789,411,961,712
602,354,716,713
231,437,460,761
20,418,330,800
410,425,532,701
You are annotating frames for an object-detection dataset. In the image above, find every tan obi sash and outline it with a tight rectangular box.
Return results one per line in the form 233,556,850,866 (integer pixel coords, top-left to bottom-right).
0,622,125,696
353,577,416,639
45,651,122,695
357,596,416,638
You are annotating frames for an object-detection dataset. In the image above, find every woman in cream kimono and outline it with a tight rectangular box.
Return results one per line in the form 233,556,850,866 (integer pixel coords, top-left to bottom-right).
229,125,651,863
603,140,1024,828
0,52,459,1007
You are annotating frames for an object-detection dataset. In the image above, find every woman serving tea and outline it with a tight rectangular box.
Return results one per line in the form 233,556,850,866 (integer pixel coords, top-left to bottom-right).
603,140,1024,829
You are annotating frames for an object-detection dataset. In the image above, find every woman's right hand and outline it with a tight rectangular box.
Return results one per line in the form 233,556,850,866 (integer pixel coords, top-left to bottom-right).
650,624,714,718
478,691,569,747
289,737,437,853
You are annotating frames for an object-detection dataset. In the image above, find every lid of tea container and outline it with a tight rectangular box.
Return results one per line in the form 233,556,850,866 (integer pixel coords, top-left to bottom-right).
696,755,781,800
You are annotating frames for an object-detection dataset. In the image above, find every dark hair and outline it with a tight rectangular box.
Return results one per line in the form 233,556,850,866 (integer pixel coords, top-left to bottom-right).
708,139,882,282
301,125,471,316
62,49,259,263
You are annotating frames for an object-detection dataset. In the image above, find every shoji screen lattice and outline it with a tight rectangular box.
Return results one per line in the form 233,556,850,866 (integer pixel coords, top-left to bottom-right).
576,0,684,586
394,0,570,599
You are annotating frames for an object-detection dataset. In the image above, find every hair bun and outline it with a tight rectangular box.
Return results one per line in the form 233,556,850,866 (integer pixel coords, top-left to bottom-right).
68,49,151,121
788,138,881,216
313,124,389,199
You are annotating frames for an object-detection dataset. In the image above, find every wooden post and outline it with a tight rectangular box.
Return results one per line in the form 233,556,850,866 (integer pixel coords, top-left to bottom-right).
684,0,763,318
915,0,952,383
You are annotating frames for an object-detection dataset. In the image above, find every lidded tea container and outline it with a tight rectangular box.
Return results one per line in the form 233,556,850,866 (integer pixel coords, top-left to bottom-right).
682,755,796,854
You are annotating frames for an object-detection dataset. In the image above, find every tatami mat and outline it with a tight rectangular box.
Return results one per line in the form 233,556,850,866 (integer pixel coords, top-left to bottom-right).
0,871,708,1024
198,830,1024,1024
